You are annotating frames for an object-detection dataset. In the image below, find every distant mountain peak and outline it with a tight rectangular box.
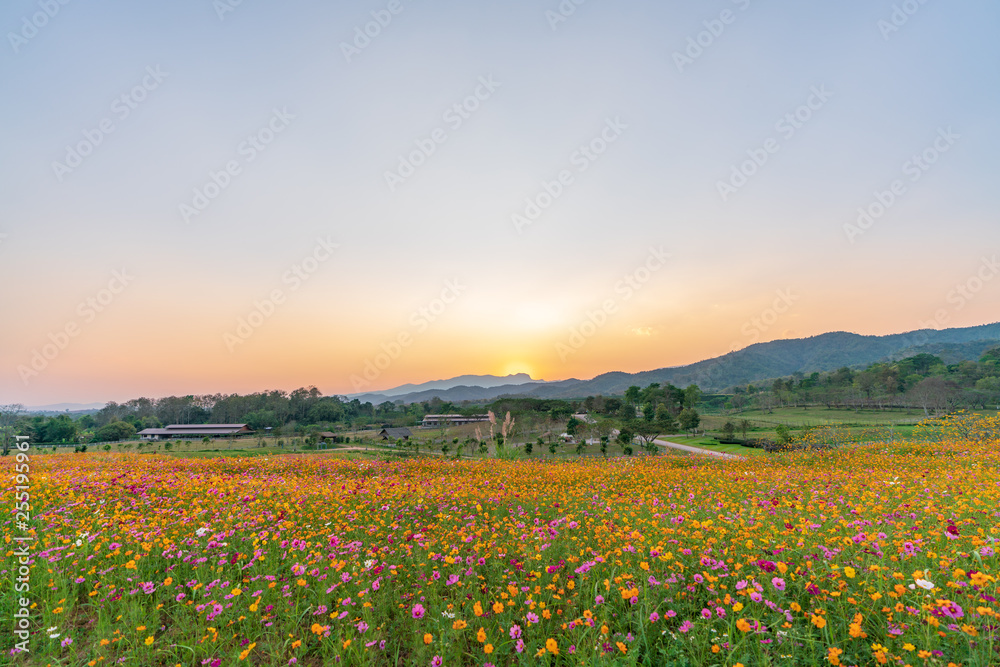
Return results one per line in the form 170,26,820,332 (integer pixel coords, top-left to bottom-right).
348,373,541,399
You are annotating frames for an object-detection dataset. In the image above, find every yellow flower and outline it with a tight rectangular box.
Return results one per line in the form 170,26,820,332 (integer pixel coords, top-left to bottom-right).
844,567,856,579
231,587,241,596
144,636,154,646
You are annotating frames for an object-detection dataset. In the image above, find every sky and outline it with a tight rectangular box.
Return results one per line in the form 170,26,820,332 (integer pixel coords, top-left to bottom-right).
1,0,998,406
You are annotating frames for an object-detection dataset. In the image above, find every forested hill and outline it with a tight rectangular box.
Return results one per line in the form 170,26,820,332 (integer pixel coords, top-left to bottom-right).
356,322,1000,401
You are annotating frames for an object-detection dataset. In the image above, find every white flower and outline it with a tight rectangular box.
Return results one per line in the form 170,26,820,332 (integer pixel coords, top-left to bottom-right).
195,527,210,537
49,632,60,639
47,626,58,633
914,578,935,590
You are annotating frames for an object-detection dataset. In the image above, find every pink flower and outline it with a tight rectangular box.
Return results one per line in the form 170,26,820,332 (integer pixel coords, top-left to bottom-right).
411,603,425,620
430,657,443,667
649,612,660,623
771,577,786,591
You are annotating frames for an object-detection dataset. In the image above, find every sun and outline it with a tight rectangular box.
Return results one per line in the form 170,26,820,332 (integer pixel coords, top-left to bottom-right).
500,360,536,379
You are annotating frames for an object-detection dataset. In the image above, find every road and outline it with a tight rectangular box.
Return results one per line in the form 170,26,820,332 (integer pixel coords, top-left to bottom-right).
652,438,744,460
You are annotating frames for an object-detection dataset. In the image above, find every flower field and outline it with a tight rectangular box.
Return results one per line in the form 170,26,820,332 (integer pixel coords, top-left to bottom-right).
3,415,1000,666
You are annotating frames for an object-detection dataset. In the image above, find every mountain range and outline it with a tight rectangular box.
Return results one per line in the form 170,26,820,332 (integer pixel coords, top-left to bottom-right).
349,322,1000,404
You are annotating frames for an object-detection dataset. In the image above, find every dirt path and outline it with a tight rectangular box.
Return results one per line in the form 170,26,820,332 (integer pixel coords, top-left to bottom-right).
652,438,744,460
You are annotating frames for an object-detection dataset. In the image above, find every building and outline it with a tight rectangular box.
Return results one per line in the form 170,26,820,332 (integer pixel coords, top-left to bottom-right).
421,414,489,427
379,427,412,441
138,424,252,441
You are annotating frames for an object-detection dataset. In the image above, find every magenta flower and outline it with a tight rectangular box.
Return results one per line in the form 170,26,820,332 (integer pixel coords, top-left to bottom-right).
771,577,786,591
430,657,443,667
649,612,660,623
411,603,425,620
679,620,694,633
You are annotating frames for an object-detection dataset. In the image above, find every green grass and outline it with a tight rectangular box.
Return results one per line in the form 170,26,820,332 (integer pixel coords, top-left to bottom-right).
666,435,766,457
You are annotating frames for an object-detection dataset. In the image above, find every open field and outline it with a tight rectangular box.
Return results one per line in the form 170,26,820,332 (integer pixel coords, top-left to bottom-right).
3,413,999,665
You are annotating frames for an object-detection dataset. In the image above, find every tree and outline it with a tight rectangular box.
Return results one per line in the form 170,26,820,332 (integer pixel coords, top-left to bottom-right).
720,421,736,441
566,416,581,437
615,426,634,454
739,419,753,440
1,404,25,456
775,423,792,446
37,415,78,444
632,420,660,450
654,404,677,433
908,376,956,416
93,421,136,443
624,386,641,406
678,408,700,435
683,384,702,409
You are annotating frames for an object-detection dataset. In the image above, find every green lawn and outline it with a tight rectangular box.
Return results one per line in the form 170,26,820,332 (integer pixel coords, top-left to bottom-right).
666,435,766,457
